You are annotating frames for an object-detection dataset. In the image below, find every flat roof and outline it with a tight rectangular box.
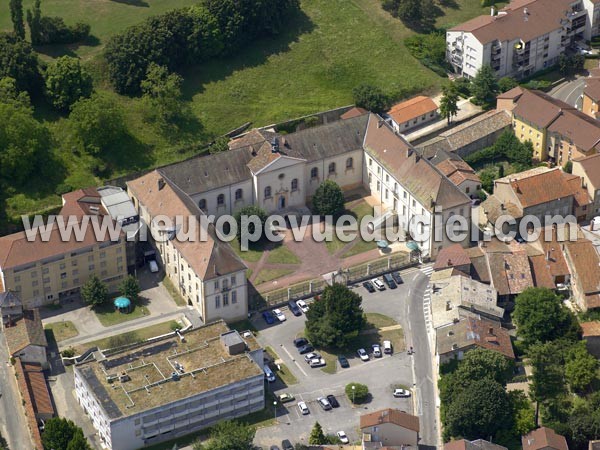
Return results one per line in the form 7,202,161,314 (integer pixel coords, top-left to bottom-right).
75,321,262,419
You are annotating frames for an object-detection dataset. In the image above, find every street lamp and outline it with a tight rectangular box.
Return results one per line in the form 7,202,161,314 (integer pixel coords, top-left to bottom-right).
351,385,356,405
273,401,277,422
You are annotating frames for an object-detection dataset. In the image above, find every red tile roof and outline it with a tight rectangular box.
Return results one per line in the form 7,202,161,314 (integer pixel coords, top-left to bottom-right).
23,363,55,416
387,96,437,125
564,239,600,309
436,159,481,186
341,107,368,119
360,408,420,433
4,309,47,355
512,90,574,129
522,427,569,450
574,153,600,191
581,321,600,337
434,244,472,271
497,168,574,209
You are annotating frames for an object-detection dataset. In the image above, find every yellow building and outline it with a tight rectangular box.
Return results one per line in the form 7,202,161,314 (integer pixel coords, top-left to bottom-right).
582,76,600,120
0,189,128,308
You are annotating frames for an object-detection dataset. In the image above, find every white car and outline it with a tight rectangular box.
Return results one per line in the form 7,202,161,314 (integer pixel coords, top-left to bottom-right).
296,299,309,313
148,260,159,273
273,308,286,322
337,431,349,444
357,348,369,361
309,358,326,368
298,401,309,415
372,278,385,290
393,388,411,398
304,352,321,362
372,344,382,358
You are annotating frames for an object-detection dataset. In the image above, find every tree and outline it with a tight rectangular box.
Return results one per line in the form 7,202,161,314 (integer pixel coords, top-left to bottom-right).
453,348,513,386
118,275,141,303
309,422,326,445
69,93,127,155
345,382,369,404
444,379,512,441
498,76,518,93
10,0,25,40
471,64,498,106
569,402,600,450
352,84,390,114
141,63,185,129
514,287,580,346
0,431,7,450
81,275,108,307
45,56,93,111
397,0,423,24
42,417,88,450
509,390,536,437
209,136,230,154
0,32,42,95
233,205,268,242
25,0,41,43
565,341,599,393
563,160,573,174
311,180,345,216
66,429,92,450
193,420,255,450
528,341,567,411
0,101,50,184
0,77,31,108
439,83,459,125
306,284,365,349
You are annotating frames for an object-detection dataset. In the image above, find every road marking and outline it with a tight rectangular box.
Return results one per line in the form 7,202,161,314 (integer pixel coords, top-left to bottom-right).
281,345,309,377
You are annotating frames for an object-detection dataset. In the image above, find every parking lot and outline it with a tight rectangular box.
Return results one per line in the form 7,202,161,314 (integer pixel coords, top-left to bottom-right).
252,266,432,448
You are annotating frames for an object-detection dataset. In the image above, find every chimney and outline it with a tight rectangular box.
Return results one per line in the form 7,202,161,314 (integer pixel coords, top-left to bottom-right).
157,178,165,191
491,5,496,16
501,202,506,210
447,258,452,266
488,326,494,335
546,250,551,261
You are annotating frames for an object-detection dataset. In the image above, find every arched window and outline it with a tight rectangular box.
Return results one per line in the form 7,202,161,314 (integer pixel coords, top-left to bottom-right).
235,189,243,201
328,162,336,174
310,167,318,179
264,186,272,198
291,178,298,191
217,194,225,206
346,157,353,169
198,199,206,210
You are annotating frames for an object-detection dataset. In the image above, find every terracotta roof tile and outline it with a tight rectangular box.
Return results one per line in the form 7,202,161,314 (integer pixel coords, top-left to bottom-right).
564,239,600,309
23,363,54,416
437,317,515,359
436,159,481,187
497,86,524,100
522,427,569,450
581,321,600,337
547,110,600,153
387,96,437,125
434,244,472,270
584,78,600,102
574,153,600,190
512,90,574,129
488,250,533,296
341,107,368,119
4,309,47,355
497,168,574,209
360,408,420,432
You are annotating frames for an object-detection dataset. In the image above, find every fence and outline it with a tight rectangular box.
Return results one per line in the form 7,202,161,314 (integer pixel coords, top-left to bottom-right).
253,252,420,310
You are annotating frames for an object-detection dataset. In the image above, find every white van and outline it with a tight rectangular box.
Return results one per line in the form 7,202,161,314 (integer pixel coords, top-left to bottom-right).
264,366,276,382
148,260,159,273
383,340,392,355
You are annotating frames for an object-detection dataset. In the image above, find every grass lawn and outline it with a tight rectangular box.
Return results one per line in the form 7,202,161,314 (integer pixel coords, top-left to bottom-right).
364,313,398,329
266,245,300,265
92,302,150,327
586,58,600,70
231,239,268,263
44,321,79,342
162,276,188,307
72,319,180,354
326,199,375,255
265,347,299,386
228,319,258,335
434,0,508,30
253,268,294,285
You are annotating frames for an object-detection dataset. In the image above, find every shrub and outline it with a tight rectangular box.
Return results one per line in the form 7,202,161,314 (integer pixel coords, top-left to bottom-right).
311,180,345,216
61,348,75,358
345,382,369,404
170,321,181,332
352,84,390,114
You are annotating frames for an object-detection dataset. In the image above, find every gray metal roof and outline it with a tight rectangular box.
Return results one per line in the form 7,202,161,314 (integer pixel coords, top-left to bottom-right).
77,365,122,419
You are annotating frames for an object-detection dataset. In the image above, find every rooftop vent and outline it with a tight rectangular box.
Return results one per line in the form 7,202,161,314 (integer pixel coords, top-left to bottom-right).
271,137,280,153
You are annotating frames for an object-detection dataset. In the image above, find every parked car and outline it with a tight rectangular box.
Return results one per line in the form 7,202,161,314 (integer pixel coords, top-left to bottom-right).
317,397,332,410
281,440,294,450
304,352,321,362
383,273,397,289
326,394,340,408
297,344,314,354
391,271,403,284
393,388,411,398
298,401,309,415
273,308,286,322
293,337,308,348
336,431,349,444
278,393,295,403
372,278,386,291
362,280,376,293
357,348,369,361
148,260,159,273
372,344,382,358
262,311,275,324
264,366,276,382
296,299,309,313
338,355,350,368
309,358,326,368
270,446,281,450
383,340,392,355
288,300,302,316
471,198,481,206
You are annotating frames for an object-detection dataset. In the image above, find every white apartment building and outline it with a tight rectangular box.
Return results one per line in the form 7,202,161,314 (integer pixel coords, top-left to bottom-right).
74,321,265,450
447,0,589,79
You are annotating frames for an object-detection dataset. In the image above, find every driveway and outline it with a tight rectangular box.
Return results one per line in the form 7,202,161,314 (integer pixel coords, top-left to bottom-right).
549,75,586,108
253,264,438,448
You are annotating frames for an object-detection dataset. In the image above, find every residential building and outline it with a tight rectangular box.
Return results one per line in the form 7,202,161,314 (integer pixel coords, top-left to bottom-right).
447,0,588,79
528,227,571,290
445,438,508,450
433,243,472,273
360,408,420,447
434,158,481,197
573,153,600,217
547,109,600,164
563,238,600,309
3,308,48,367
430,270,503,329
0,290,23,324
385,96,438,133
0,188,128,308
74,321,265,450
436,316,515,365
522,427,569,450
581,321,600,357
582,75,600,119
583,0,600,40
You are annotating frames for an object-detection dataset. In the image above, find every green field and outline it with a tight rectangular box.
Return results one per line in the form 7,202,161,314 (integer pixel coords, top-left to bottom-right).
1,0,497,229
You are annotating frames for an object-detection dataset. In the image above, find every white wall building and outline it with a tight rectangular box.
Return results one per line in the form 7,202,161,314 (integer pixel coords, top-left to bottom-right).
447,0,589,79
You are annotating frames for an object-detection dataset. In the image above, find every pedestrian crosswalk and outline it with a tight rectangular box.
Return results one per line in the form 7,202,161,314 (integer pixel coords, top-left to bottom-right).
420,264,434,277
423,285,432,329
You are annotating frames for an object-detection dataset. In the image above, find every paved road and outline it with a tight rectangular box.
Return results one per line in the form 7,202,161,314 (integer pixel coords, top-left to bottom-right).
0,332,34,450
549,75,586,108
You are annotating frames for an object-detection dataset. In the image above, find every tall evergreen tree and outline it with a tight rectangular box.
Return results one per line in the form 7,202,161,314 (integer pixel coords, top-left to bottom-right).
309,422,326,445
9,0,25,40
26,0,41,45
439,83,459,125
471,64,499,106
